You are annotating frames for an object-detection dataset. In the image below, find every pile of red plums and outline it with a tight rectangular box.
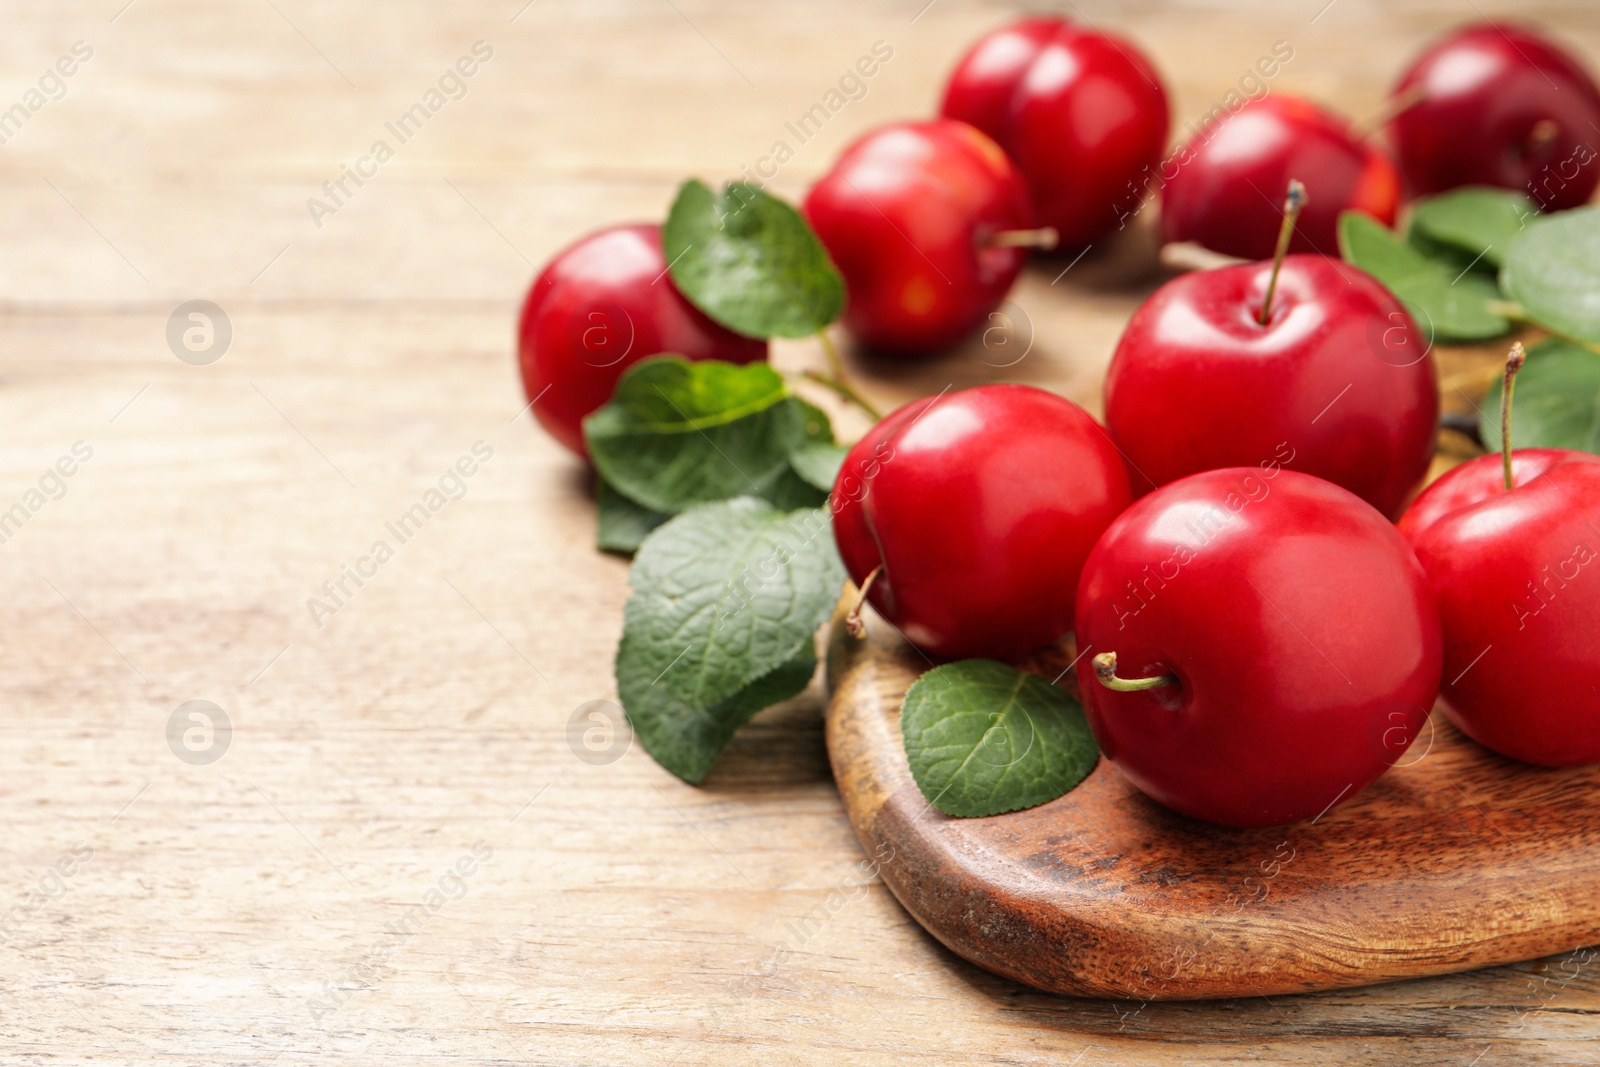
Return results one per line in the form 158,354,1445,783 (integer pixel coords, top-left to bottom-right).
520,16,1600,828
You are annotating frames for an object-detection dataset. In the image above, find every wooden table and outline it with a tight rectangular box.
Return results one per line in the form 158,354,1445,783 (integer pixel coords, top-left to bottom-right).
2,1,1596,1063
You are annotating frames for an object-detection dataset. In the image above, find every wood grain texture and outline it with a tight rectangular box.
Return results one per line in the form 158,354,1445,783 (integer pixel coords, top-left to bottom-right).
826,618,1600,1001
2,0,1599,1064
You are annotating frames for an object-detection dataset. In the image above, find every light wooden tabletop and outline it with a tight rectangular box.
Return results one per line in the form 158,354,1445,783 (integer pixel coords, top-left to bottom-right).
3,1,1597,1063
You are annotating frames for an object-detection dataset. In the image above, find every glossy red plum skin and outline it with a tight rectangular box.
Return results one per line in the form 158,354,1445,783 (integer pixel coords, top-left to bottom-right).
517,223,767,457
1400,449,1600,766
831,384,1131,660
941,16,1170,248
1162,95,1401,260
1076,468,1444,828
1391,22,1600,210
804,120,1034,354
1104,255,1438,520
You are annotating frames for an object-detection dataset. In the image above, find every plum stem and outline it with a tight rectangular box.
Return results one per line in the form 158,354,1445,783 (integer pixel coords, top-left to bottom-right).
1527,118,1561,157
1092,651,1179,693
1502,341,1527,492
800,371,883,422
1159,241,1249,273
808,331,883,422
817,327,846,382
844,565,883,639
1355,84,1427,138
985,227,1059,250
1258,179,1307,326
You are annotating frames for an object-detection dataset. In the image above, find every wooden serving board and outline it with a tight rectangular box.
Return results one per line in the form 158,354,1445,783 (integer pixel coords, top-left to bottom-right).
824,613,1600,1001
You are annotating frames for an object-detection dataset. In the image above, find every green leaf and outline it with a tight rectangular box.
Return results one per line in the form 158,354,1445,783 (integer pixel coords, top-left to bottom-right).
584,357,805,514
664,180,845,338
617,498,845,783
1480,339,1600,454
619,639,817,785
1338,210,1509,341
1409,187,1539,269
1502,207,1600,344
900,660,1099,818
596,479,670,556
760,466,830,511
788,441,848,494
782,398,845,495
753,399,839,508
793,398,834,445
